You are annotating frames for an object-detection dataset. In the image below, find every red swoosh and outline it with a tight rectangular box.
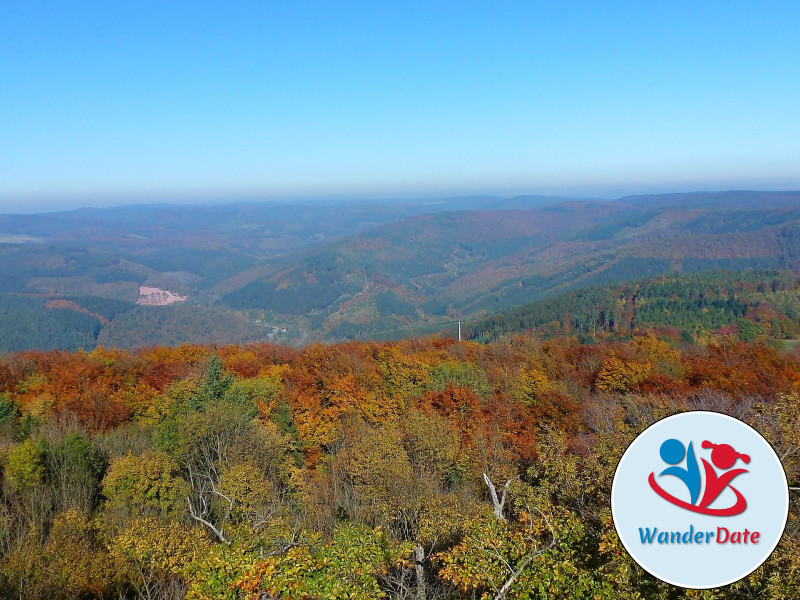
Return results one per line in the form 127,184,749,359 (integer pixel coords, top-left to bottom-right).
648,472,747,516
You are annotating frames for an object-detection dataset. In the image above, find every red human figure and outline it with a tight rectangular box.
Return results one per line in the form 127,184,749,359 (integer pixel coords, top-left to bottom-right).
698,441,750,509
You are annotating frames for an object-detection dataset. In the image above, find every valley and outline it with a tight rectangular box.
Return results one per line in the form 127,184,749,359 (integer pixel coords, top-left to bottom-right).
2,191,800,352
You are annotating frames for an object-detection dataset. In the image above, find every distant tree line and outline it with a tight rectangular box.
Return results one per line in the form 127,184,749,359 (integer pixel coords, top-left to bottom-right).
467,270,800,344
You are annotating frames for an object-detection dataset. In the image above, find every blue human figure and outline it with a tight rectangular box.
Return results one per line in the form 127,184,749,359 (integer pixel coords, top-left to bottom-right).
659,439,701,505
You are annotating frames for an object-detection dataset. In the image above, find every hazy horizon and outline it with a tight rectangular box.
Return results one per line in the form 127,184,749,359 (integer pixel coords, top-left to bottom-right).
3,184,800,216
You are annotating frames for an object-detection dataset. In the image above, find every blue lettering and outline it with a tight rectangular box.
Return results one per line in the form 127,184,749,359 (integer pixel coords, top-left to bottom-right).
634,526,757,545
637,526,725,544
682,525,694,543
639,527,658,543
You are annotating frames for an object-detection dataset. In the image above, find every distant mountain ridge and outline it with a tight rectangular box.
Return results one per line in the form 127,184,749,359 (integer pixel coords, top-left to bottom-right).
1,190,800,351
619,190,800,210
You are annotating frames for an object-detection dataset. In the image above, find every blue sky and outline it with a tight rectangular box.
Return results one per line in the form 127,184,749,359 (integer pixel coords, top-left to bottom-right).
1,1,799,211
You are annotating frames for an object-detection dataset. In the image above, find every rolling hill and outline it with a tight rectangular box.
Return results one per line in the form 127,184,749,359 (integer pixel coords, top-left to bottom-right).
217,192,800,340
2,191,800,351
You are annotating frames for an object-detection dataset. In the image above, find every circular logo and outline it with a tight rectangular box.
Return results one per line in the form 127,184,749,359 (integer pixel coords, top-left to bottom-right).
611,411,788,589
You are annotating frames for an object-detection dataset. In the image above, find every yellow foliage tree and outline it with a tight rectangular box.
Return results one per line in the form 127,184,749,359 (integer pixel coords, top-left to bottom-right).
595,357,651,393
108,517,211,598
102,450,189,517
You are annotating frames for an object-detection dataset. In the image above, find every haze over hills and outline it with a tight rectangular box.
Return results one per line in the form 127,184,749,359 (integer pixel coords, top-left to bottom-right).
2,190,800,352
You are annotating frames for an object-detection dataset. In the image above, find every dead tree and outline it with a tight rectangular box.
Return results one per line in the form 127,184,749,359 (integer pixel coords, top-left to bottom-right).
483,473,517,521
414,544,426,600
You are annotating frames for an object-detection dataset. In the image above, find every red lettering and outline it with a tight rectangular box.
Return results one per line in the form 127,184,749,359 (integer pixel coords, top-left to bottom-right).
715,527,760,544
716,527,729,543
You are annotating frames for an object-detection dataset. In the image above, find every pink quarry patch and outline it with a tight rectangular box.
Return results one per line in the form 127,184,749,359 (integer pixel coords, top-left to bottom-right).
137,286,188,306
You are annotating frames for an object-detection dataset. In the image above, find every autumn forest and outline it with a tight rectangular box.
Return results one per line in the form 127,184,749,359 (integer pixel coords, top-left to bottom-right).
1,333,799,599
6,0,800,596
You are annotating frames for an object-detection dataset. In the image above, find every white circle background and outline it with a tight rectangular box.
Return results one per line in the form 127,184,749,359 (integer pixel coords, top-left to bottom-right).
611,411,789,589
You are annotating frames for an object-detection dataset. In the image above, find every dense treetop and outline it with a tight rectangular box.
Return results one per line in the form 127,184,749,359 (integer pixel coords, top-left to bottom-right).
1,332,799,598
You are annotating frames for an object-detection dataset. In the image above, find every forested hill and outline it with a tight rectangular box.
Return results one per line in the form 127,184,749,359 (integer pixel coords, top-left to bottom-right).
4,191,800,351
465,270,800,343
218,197,800,341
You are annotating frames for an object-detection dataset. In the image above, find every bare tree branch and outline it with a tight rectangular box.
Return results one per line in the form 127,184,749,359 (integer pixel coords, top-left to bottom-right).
780,445,797,461
264,540,299,558
210,484,235,514
493,506,557,600
187,496,230,545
